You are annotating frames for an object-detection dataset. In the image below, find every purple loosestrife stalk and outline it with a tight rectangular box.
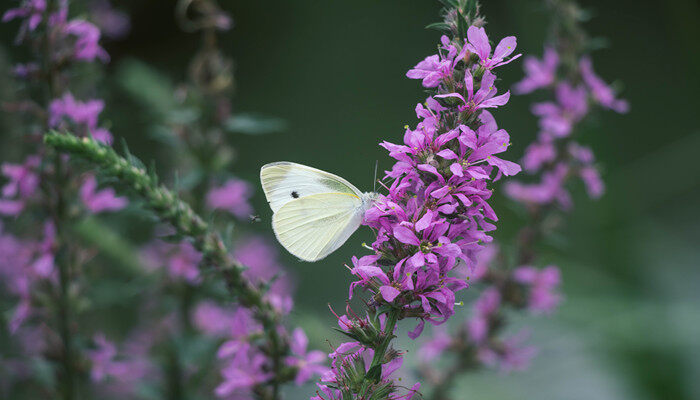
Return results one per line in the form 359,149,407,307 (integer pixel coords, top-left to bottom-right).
313,1,521,399
1,0,123,398
417,1,628,399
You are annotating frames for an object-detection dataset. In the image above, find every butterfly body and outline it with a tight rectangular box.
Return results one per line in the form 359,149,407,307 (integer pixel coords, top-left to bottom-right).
260,162,378,262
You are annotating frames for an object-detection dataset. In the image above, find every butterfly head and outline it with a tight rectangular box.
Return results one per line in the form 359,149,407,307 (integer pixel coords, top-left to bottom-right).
361,192,381,209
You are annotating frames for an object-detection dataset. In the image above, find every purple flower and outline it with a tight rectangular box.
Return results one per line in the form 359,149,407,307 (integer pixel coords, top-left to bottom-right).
11,62,40,78
418,327,452,362
87,333,151,391
215,344,272,398
522,137,556,172
513,47,559,94
467,288,500,343
504,163,572,209
141,239,201,283
435,70,511,113
88,0,130,39
532,82,588,138
79,175,127,213
2,0,46,40
465,26,521,70
478,330,537,372
579,166,604,199
0,155,40,216
234,236,294,314
579,57,629,113
406,54,453,88
216,307,262,359
192,301,237,336
64,20,110,63
206,178,254,219
513,265,562,314
285,328,329,385
315,341,420,400
406,35,467,88
48,93,113,144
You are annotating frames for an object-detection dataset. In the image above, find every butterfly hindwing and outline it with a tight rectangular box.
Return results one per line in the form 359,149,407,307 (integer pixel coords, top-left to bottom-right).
272,192,364,261
260,162,363,212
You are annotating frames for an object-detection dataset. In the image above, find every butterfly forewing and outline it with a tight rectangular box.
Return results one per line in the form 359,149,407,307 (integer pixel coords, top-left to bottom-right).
260,162,363,212
272,192,364,261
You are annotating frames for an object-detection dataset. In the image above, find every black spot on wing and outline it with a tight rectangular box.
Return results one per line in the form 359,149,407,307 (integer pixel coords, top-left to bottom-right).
291,191,299,198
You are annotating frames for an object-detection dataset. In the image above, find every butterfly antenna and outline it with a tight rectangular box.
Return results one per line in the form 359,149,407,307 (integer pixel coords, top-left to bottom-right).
373,160,378,192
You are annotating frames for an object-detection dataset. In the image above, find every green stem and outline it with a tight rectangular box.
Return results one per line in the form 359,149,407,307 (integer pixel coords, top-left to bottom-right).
42,1,77,396
368,309,400,373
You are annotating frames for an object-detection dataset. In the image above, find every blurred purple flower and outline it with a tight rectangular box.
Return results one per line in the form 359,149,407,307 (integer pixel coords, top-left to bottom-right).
504,163,572,210
478,330,537,372
467,288,501,343
0,155,40,216
64,20,110,62
514,47,558,94
522,136,556,173
2,0,46,40
48,93,113,144
579,57,629,113
532,82,588,138
418,327,451,362
192,301,237,336
234,236,294,314
141,240,201,284
215,343,272,398
514,265,562,314
88,0,130,39
80,174,127,213
285,328,329,385
87,333,151,393
206,178,254,219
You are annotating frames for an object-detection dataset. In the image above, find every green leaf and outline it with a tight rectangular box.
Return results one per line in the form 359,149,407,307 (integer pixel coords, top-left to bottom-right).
438,0,459,7
223,113,286,135
115,59,177,120
426,22,451,32
73,217,147,276
167,107,200,125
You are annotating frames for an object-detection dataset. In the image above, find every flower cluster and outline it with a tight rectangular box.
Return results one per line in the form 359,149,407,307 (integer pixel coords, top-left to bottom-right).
0,0,136,396
418,245,559,374
315,21,522,399
413,2,627,395
505,46,628,209
364,24,520,333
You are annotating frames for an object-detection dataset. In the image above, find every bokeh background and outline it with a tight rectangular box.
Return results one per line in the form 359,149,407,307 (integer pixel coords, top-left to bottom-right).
1,1,699,399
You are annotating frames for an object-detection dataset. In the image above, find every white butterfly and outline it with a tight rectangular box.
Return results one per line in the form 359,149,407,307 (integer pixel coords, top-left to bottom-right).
260,162,379,262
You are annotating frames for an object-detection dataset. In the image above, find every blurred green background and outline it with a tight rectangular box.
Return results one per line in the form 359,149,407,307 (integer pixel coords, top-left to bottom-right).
2,0,699,399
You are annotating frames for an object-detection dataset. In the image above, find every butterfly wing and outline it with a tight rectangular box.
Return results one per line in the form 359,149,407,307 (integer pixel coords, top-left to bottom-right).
272,192,365,261
260,162,363,212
